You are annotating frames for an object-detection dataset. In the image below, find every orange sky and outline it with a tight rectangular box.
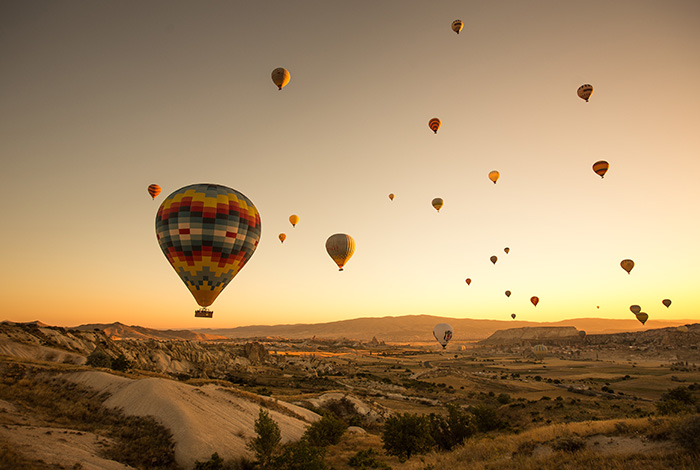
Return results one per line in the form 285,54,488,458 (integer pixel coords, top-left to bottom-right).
1,1,699,329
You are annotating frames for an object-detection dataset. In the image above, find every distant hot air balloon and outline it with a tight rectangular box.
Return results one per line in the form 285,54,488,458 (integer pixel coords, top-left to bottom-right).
451,19,463,34
579,330,586,339
289,215,299,228
592,161,609,178
488,170,500,184
662,299,672,308
278,233,286,243
577,84,593,102
433,323,453,349
504,247,510,254
635,312,649,325
630,304,641,315
465,278,472,285
490,255,498,265
155,183,261,317
532,344,548,359
676,325,689,333
388,193,395,201
326,233,355,271
432,198,444,212
148,184,161,200
428,118,441,134
505,290,511,297
271,67,290,90
531,296,539,307
511,313,516,320
620,259,635,274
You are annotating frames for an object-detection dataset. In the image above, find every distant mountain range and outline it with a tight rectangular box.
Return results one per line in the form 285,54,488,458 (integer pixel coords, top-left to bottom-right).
72,322,228,341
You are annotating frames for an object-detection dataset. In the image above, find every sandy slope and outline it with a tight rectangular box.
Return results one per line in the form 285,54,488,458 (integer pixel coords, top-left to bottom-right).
64,371,319,469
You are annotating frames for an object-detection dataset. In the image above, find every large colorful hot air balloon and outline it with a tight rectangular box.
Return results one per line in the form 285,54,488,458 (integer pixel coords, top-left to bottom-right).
577,84,593,102
630,304,641,315
432,198,444,212
289,215,299,228
531,296,539,307
388,193,395,201
155,184,261,317
271,67,290,90
662,299,672,308
148,184,162,200
451,19,463,34
428,118,441,134
488,170,500,184
278,233,286,244
326,233,355,271
620,259,635,274
490,255,498,265
635,312,649,325
592,161,609,178
433,323,453,349
505,290,511,297
465,278,472,285
511,313,516,320
532,344,548,359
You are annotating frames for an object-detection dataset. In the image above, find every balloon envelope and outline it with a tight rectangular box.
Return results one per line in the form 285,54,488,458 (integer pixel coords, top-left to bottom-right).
465,278,471,285
662,299,671,308
635,312,649,325
148,184,161,199
511,313,516,319
433,323,453,348
451,19,463,34
532,344,548,359
592,160,609,178
630,304,641,315
505,290,511,297
490,255,498,265
488,170,500,184
278,233,286,243
579,330,586,339
271,67,290,90
577,84,593,102
677,325,689,333
326,233,355,271
388,193,395,201
432,198,444,212
428,118,441,134
155,183,261,308
289,215,299,227
620,259,635,274
504,247,510,254
531,296,539,307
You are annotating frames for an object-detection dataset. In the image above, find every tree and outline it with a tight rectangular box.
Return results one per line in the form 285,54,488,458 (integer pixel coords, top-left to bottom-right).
247,408,281,469
110,354,132,372
271,440,328,470
86,349,111,368
429,404,475,451
304,413,348,447
470,404,504,432
381,413,433,461
194,452,224,470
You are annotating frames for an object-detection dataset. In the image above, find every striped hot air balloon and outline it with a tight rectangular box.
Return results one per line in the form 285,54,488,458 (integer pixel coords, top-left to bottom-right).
271,67,291,90
451,19,463,34
533,344,548,359
592,161,609,178
148,184,161,199
428,118,441,134
326,233,355,271
577,84,593,102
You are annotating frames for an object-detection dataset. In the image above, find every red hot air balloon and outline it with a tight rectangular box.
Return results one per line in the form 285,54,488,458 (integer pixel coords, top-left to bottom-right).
530,296,539,307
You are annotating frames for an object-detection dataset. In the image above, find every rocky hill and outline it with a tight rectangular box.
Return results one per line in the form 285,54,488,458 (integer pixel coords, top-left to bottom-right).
73,321,228,341
479,326,582,345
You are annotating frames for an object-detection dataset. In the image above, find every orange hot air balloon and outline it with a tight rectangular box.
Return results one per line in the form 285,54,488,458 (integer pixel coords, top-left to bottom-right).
278,233,286,243
592,161,609,178
271,67,291,90
577,84,593,102
428,118,441,134
662,299,671,308
505,290,511,297
620,259,635,274
451,19,463,34
289,215,299,227
630,305,641,315
148,184,161,199
432,198,444,212
326,233,355,271
488,170,500,184
511,313,516,320
388,193,395,201
490,255,498,265
465,278,472,285
530,296,539,307
504,247,510,254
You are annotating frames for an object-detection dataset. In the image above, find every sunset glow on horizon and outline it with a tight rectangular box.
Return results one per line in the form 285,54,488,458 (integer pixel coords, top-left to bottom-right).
2,1,699,330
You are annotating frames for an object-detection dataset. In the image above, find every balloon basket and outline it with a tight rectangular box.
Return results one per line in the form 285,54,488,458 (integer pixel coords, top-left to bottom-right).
195,308,213,318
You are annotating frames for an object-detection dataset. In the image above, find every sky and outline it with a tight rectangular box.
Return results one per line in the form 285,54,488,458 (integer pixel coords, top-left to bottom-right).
2,0,699,330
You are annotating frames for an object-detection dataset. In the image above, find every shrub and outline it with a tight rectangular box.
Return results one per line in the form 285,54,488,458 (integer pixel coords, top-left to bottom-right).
247,408,281,469
429,404,475,451
348,448,392,469
673,414,700,453
551,435,586,453
86,349,112,368
304,413,348,447
470,404,504,433
496,393,512,404
382,413,434,461
194,452,224,470
657,386,698,415
111,354,132,372
271,440,328,470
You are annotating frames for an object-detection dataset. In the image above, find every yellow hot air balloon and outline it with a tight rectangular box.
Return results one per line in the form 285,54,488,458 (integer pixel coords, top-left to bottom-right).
630,304,641,315
432,198,444,212
289,215,299,228
511,313,516,320
465,278,472,285
271,67,290,90
531,296,539,307
505,290,511,297
662,299,672,308
504,247,510,254
592,161,609,178
326,233,355,271
577,84,593,102
490,255,498,265
620,259,635,274
451,19,463,34
635,312,649,325
278,233,287,244
488,170,500,184
148,184,161,200
388,193,395,201
428,118,441,134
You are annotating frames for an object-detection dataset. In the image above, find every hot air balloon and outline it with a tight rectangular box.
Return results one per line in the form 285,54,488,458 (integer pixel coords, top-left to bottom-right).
451,19,463,34
490,255,498,265
488,170,500,184
630,304,641,315
677,325,689,333
511,313,516,320
504,247,510,254
433,323,453,349
465,278,472,285
278,233,286,244
289,215,299,228
531,296,539,307
155,183,261,317
432,198,444,212
592,161,609,178
326,233,355,271
388,193,395,201
635,312,649,325
579,330,586,339
662,299,672,308
505,290,511,297
532,344,548,359
148,184,162,200
577,84,593,102
428,118,441,134
620,259,635,274
271,67,290,90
